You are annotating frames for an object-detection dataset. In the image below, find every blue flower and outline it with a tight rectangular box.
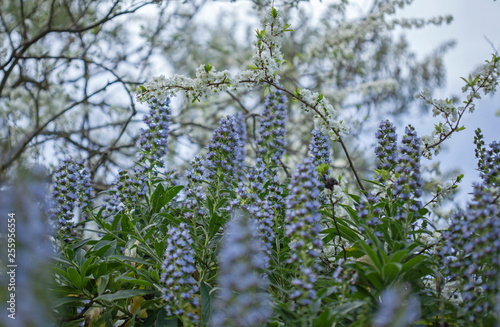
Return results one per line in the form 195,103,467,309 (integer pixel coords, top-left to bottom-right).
51,158,92,227
0,167,54,326
440,181,500,322
161,223,199,323
138,97,171,167
256,90,287,167
309,128,331,176
373,287,420,327
375,120,398,181
392,125,423,220
211,212,271,326
205,115,246,188
285,158,323,308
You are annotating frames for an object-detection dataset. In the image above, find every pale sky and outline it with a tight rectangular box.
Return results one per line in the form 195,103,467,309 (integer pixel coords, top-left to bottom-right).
396,0,500,203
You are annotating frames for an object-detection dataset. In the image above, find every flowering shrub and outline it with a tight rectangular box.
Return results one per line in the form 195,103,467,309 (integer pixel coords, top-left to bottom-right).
1,3,499,327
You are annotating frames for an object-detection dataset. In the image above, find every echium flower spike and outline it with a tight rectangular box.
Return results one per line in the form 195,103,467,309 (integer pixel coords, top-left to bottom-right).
375,120,398,182
246,198,275,269
356,192,383,242
285,158,323,308
373,287,420,327
205,115,245,188
161,223,199,324
0,167,55,327
256,89,287,167
440,181,500,323
183,156,207,220
479,140,500,187
51,158,92,227
393,125,423,220
308,128,331,180
211,212,271,327
137,97,172,168
102,170,143,218
235,112,247,180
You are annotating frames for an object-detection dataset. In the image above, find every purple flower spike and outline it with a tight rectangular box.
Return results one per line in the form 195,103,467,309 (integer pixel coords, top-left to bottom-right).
161,223,199,323
211,212,271,327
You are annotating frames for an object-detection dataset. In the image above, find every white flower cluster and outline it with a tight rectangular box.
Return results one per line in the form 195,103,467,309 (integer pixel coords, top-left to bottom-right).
295,89,348,141
416,54,499,159
249,8,286,84
463,54,500,96
426,174,462,208
136,7,348,142
136,8,287,104
138,65,234,103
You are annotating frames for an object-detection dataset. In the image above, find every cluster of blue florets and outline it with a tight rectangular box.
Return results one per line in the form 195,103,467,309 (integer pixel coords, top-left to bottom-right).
479,141,500,187
51,158,92,226
137,97,171,167
285,158,323,259
205,115,246,188
373,287,420,327
285,158,323,308
103,99,173,217
375,120,398,183
211,213,270,326
256,90,287,167
309,128,331,175
356,192,383,242
392,125,423,220
161,223,199,323
103,170,143,216
235,112,247,176
1,168,55,326
440,182,500,321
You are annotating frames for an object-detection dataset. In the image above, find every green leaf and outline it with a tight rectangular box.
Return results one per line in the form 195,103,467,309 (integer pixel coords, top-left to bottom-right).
51,296,86,309
93,240,117,258
117,276,153,287
382,262,402,282
271,7,278,18
389,249,408,264
314,308,334,327
151,183,165,213
331,301,366,316
67,266,82,290
110,255,153,266
163,185,184,204
201,282,215,326
155,308,179,326
80,256,94,277
365,271,384,291
204,63,212,73
340,204,360,224
98,275,109,295
402,255,427,274
156,212,183,226
359,242,382,272
151,269,160,283
208,212,223,237
98,289,156,302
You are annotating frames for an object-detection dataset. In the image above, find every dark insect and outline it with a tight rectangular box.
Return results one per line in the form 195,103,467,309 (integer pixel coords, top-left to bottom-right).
324,177,338,190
